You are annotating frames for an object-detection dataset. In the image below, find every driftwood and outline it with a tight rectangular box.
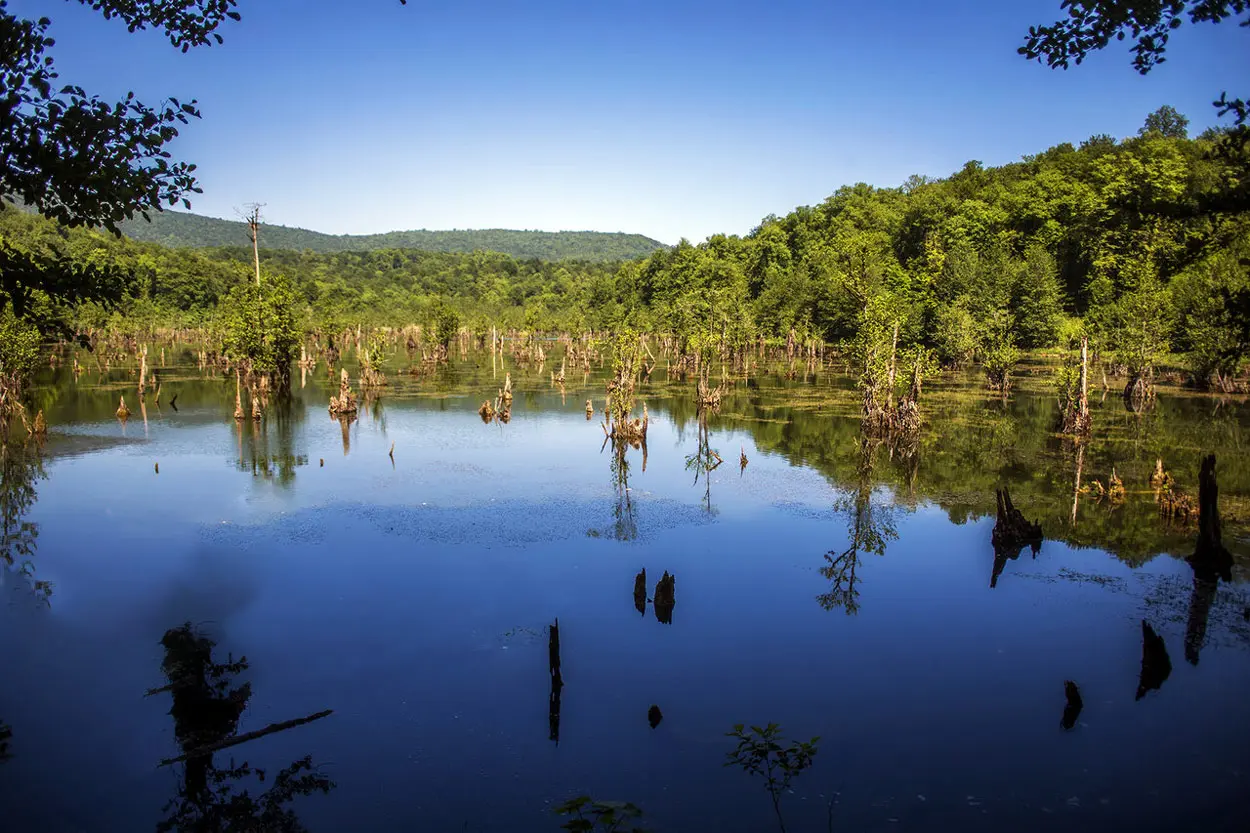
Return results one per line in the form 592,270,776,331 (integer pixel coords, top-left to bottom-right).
1136,620,1172,701
158,709,333,767
633,568,647,616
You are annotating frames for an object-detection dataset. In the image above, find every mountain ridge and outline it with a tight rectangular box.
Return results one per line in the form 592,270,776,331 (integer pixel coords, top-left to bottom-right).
118,210,667,262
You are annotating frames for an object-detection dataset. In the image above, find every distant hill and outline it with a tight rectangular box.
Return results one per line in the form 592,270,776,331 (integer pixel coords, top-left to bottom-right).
118,210,666,261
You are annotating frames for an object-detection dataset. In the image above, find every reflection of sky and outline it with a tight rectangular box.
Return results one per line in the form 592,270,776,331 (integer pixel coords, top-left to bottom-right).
2,398,1249,832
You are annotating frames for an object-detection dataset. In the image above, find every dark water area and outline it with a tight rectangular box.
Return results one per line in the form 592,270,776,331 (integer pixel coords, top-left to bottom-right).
3,347,1249,832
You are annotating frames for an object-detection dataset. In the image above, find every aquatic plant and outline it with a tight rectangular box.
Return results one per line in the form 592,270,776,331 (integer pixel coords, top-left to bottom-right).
724,723,820,833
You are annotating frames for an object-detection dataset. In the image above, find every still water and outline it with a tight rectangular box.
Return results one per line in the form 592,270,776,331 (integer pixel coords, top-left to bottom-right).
2,348,1248,832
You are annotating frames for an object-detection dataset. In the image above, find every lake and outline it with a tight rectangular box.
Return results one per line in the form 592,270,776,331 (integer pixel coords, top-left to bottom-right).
2,344,1248,832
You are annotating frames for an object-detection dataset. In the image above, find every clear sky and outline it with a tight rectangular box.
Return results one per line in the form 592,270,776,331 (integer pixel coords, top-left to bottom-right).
17,0,1249,243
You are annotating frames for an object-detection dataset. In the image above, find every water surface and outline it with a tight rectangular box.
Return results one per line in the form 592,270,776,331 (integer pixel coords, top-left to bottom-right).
2,349,1249,832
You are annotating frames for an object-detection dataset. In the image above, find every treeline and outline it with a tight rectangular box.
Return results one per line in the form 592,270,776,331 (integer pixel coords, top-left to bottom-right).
116,209,667,262
3,109,1248,387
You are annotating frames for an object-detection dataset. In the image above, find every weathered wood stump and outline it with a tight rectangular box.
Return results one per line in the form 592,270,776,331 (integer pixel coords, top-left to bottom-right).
633,568,647,616
654,571,675,625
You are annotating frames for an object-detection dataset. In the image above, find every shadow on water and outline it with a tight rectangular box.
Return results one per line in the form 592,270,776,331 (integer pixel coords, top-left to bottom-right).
150,623,334,832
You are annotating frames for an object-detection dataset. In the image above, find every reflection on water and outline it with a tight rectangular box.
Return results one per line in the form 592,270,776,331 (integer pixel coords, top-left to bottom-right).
0,444,50,603
818,437,897,615
152,623,334,832
2,349,1248,832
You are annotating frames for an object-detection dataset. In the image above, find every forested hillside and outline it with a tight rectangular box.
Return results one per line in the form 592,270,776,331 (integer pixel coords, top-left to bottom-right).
2,110,1247,389
116,210,667,262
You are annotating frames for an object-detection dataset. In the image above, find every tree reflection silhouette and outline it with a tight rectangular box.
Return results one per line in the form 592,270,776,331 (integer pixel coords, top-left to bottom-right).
684,414,722,514
1183,455,1235,666
0,718,11,762
603,430,646,541
152,623,334,832
0,444,50,603
818,438,897,615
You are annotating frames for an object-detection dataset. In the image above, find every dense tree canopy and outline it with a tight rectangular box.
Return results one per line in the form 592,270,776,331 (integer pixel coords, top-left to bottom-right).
3,116,1247,390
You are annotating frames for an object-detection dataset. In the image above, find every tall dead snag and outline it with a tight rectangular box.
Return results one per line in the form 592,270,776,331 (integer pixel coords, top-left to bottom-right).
633,568,647,616
244,203,263,287
1136,620,1172,701
548,618,563,744
138,345,148,397
990,488,1043,588
1059,337,1091,436
653,571,675,625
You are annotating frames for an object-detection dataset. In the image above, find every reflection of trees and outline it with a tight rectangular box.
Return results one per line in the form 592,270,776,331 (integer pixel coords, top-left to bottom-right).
0,718,11,762
1183,455,1235,666
818,438,897,614
603,432,646,541
684,414,722,514
235,398,308,485
152,623,334,832
0,444,50,603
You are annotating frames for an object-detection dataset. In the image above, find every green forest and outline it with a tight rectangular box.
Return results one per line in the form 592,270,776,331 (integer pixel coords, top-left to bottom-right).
1,107,1248,393
114,209,667,261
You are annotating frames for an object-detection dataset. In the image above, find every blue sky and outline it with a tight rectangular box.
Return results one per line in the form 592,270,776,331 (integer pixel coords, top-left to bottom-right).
18,0,1249,243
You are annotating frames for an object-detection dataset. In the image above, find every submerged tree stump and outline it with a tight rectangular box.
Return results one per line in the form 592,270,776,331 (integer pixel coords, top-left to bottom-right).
633,568,647,616
1061,680,1083,730
991,488,1042,554
1136,620,1172,701
548,618,563,744
116,396,131,420
328,368,359,417
478,400,496,422
654,571,675,625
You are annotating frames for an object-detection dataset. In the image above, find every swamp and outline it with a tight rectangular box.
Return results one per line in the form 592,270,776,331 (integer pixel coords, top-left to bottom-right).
1,338,1247,832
